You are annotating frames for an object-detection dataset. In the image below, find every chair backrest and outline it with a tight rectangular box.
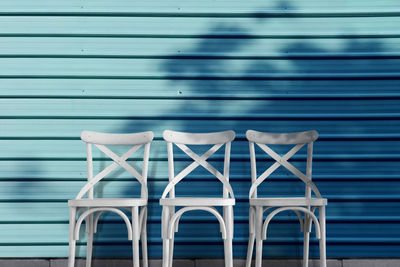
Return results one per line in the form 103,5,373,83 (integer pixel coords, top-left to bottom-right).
161,130,236,199
246,129,321,199
76,130,154,200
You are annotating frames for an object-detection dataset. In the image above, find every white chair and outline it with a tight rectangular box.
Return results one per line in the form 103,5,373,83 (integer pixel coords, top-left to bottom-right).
68,130,154,267
160,130,236,267
245,130,327,267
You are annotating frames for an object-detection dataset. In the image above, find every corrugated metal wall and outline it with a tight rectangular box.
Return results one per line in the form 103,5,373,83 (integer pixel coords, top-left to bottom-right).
1,0,400,259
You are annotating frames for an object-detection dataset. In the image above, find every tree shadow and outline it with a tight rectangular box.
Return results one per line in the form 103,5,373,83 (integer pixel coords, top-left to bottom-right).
110,1,400,259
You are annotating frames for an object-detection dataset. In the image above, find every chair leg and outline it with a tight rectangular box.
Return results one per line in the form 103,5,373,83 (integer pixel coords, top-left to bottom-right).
255,206,263,267
223,206,233,267
246,233,255,267
302,215,310,267
224,237,233,267
168,208,175,267
246,207,255,267
68,207,77,267
132,206,140,267
162,206,170,267
162,237,170,267
141,207,148,267
168,230,175,267
319,206,327,267
86,213,94,267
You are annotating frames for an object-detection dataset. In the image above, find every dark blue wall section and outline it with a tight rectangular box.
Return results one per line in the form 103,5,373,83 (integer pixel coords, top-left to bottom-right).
0,0,399,258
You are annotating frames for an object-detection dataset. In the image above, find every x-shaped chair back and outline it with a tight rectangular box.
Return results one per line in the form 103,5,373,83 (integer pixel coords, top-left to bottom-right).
161,130,236,199
246,130,321,199
76,130,154,200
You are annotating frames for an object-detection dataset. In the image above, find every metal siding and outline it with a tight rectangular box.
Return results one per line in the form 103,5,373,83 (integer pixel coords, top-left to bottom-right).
0,0,399,259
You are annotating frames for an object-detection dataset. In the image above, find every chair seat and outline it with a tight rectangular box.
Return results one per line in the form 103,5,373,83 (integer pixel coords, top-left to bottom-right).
250,197,327,206
68,198,147,207
160,197,235,206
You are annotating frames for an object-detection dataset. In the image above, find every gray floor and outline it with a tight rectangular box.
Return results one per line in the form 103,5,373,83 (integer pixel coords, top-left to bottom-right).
0,259,399,267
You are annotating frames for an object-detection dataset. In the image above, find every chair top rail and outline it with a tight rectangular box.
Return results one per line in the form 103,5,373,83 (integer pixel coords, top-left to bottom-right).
163,130,235,145
246,130,318,144
81,130,154,145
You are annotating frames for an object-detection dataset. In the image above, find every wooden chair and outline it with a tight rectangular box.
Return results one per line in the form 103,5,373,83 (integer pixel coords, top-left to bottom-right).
160,130,236,267
68,130,153,267
245,130,327,267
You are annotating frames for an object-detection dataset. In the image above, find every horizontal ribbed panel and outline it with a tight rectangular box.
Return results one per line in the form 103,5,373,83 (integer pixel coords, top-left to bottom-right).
1,38,400,58
0,17,399,37
1,59,400,78
0,0,399,14
2,80,400,98
1,99,399,117
0,0,399,259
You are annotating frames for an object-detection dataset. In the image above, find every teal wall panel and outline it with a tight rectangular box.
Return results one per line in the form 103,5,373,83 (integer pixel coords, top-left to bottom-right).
0,0,399,259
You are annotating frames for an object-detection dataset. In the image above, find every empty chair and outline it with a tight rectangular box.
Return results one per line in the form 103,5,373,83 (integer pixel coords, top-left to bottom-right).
160,130,236,267
68,130,154,267
245,130,327,267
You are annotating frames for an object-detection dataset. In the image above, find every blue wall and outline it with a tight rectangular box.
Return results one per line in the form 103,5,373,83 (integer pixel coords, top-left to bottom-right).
0,0,400,258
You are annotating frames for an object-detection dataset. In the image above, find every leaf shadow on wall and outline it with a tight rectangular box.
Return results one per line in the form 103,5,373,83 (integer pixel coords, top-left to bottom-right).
107,2,400,259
